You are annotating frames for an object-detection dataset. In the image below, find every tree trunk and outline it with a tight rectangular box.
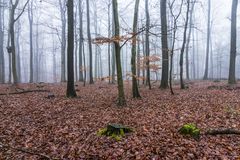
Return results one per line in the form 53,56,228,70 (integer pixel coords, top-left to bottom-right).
0,0,5,83
203,0,211,80
112,0,126,106
228,0,238,84
59,0,67,82
66,0,77,97
28,1,33,83
78,0,84,82
185,0,195,80
180,0,190,89
160,0,169,89
107,1,111,83
145,0,151,89
131,0,141,98
86,0,94,84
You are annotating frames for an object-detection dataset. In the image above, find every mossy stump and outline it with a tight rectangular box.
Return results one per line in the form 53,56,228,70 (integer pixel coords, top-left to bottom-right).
178,123,200,139
97,123,133,141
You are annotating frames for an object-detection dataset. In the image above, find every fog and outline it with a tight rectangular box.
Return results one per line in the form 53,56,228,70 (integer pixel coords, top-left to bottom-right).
0,0,239,83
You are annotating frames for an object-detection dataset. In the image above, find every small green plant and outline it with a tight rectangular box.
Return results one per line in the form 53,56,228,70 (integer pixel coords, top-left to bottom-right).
97,123,133,141
178,123,200,139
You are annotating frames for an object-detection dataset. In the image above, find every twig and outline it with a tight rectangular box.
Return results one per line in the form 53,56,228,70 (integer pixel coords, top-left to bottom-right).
0,143,52,159
0,90,50,95
205,129,240,135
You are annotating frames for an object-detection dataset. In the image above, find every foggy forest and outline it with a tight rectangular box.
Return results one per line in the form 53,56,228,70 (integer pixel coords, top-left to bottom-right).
0,0,240,159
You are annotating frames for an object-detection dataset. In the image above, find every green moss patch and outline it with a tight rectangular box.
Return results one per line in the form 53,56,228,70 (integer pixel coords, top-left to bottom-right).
97,123,133,141
178,123,200,139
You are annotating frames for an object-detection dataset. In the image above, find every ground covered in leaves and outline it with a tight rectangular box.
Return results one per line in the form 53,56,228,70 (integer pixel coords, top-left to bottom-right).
0,81,240,159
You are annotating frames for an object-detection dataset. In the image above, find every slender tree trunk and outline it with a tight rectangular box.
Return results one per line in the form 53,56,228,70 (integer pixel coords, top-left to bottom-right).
180,0,190,89
185,0,195,80
145,0,151,89
78,0,84,81
112,0,126,106
111,8,116,84
86,0,94,84
0,0,5,83
131,0,141,98
66,0,77,97
28,1,33,83
107,2,111,83
228,0,238,84
59,0,67,82
160,0,169,89
203,0,211,80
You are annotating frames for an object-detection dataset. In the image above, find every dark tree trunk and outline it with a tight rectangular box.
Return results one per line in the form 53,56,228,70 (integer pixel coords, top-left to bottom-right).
86,0,94,84
131,0,141,98
66,0,77,97
160,0,169,89
112,0,126,106
145,0,151,89
228,0,238,84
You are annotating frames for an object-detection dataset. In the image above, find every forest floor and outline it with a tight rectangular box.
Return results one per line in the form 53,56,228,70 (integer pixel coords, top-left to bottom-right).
0,80,240,159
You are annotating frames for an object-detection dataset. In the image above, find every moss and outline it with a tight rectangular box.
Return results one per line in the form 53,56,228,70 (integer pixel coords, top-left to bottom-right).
97,123,133,141
179,123,200,139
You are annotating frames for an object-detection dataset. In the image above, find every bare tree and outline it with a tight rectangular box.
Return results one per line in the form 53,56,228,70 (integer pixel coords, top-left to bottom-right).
66,0,77,97
203,0,211,80
0,0,5,83
59,0,67,82
145,0,151,89
228,0,238,84
160,0,169,89
7,0,30,84
86,0,94,84
179,0,190,89
131,0,141,98
28,0,33,83
112,0,126,106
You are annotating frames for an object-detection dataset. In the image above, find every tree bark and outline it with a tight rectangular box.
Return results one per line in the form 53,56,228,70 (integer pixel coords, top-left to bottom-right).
228,0,238,84
78,0,84,82
112,0,126,106
180,0,190,89
145,0,151,89
86,0,94,84
131,0,141,98
160,0,169,89
203,0,211,80
66,0,77,97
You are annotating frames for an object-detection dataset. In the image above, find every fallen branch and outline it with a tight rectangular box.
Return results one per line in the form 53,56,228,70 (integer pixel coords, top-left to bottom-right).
0,90,50,96
205,129,240,135
0,143,52,159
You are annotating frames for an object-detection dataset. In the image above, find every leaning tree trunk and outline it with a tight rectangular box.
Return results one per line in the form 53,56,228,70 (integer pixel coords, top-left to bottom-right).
203,0,211,80
160,0,169,89
228,0,238,84
112,0,126,106
66,0,77,97
131,0,141,98
179,0,190,89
